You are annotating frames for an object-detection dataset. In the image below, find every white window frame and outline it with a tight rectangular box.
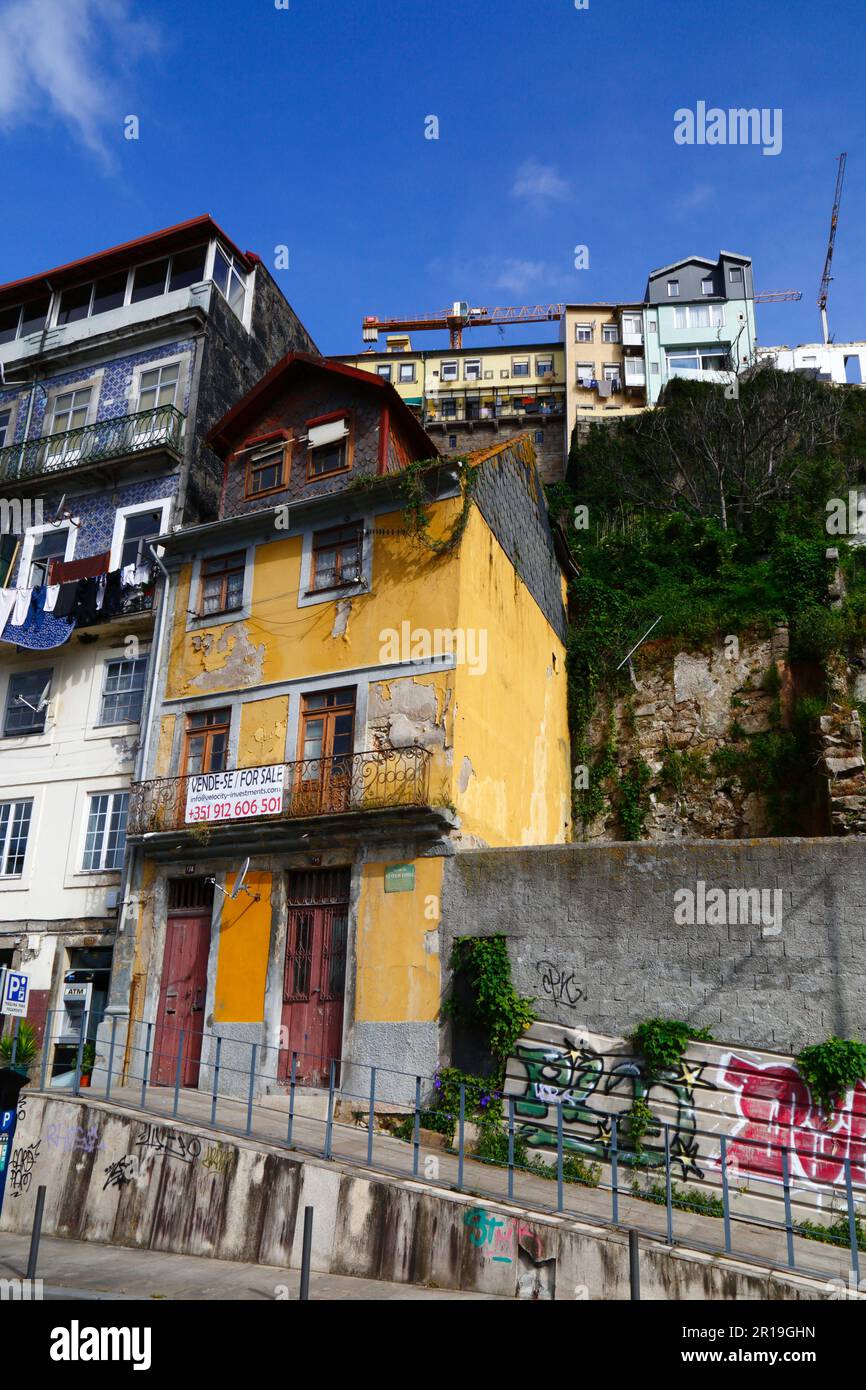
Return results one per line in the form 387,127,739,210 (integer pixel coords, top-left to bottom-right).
19,517,77,587
574,324,593,343
98,654,149,728
535,356,554,377
79,790,129,873
130,352,189,417
667,280,680,297
109,496,172,571
576,362,595,383
440,361,459,381
0,400,16,448
463,359,482,381
701,278,714,296
511,357,530,378
0,797,34,878
602,324,619,343
41,378,100,439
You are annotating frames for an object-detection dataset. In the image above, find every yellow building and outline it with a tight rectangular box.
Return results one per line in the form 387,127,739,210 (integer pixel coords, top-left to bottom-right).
120,354,571,1103
562,303,648,446
334,336,568,484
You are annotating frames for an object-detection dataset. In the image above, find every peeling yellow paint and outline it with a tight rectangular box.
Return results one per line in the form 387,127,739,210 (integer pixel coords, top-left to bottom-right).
354,859,443,1023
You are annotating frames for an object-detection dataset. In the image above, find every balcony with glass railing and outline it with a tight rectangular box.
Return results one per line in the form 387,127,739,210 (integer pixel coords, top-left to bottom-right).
0,404,185,483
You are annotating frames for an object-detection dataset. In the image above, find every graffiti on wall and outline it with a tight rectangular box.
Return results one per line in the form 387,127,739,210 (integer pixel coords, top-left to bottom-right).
535,960,584,1010
8,1138,40,1199
505,1023,866,1200
509,1033,709,1180
134,1124,202,1164
463,1206,544,1264
719,1053,866,1188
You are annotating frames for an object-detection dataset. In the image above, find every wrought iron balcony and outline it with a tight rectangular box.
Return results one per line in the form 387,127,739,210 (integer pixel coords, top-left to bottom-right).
128,747,433,837
0,404,185,483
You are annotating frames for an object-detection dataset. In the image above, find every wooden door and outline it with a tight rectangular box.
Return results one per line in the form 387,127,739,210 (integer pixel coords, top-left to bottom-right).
151,913,211,1087
291,688,355,816
280,869,349,1086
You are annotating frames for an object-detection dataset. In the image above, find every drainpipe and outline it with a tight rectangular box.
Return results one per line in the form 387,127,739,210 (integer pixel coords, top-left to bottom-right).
106,542,172,1028
17,280,54,478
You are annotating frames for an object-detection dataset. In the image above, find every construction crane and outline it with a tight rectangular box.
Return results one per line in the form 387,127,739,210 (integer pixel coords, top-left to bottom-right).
754,290,802,303
818,152,848,344
362,301,565,349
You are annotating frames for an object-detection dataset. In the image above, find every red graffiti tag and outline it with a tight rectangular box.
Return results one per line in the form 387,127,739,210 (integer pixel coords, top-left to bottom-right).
720,1054,866,1188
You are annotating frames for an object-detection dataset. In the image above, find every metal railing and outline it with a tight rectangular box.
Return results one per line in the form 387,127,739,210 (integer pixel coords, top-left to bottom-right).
14,1011,865,1290
127,747,433,836
424,390,565,426
0,405,185,483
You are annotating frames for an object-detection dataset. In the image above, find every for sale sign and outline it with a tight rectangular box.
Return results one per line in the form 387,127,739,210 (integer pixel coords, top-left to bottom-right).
185,764,286,824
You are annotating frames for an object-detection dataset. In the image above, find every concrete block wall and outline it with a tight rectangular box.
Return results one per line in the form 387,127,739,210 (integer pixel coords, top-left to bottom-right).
440,838,866,1054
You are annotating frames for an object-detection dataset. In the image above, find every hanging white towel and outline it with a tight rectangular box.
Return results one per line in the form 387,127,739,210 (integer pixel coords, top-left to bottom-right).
43,584,60,613
0,589,16,635
12,587,32,625
121,563,136,587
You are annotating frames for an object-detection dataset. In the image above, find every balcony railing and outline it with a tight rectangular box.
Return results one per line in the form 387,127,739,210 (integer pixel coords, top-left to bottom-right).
424,390,565,426
128,747,433,836
0,404,185,483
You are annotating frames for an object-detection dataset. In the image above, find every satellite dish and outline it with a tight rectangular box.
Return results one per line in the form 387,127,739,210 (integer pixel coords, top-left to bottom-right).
231,857,250,900
16,681,51,714
208,857,259,904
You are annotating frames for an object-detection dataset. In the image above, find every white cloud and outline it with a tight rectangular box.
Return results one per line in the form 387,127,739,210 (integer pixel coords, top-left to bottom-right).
490,257,557,295
428,253,560,299
510,159,571,206
672,182,715,214
0,0,159,162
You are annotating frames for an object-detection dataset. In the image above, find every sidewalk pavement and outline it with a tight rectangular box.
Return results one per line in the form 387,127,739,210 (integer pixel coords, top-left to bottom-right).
0,1231,510,1301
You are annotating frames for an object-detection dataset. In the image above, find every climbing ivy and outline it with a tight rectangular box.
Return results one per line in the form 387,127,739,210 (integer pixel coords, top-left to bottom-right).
443,935,535,1064
796,1037,866,1117
399,457,479,556
617,757,652,841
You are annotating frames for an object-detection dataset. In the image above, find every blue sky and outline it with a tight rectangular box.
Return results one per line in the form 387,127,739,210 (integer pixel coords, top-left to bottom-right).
0,0,864,354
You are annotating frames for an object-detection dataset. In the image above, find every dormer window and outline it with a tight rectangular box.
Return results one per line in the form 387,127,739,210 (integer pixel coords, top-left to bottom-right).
306,415,350,480
246,443,287,497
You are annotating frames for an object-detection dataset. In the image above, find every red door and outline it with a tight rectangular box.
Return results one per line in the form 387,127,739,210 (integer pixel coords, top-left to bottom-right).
151,913,211,1086
280,870,349,1087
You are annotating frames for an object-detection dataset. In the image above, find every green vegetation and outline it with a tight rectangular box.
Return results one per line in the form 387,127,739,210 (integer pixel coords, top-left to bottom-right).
549,370,866,835
630,1018,715,1079
796,1037,866,1116
0,1021,38,1073
632,1177,725,1220
442,935,535,1064
797,1215,866,1253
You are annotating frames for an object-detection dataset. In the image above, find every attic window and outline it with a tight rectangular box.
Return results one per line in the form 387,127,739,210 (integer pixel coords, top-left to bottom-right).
246,444,287,498
306,416,350,480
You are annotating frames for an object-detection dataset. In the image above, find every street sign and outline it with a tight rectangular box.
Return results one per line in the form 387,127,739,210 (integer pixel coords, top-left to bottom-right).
0,969,29,1018
384,863,415,893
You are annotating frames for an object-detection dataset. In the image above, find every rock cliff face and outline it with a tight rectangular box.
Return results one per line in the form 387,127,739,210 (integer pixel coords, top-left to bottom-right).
820,705,866,834
580,625,832,841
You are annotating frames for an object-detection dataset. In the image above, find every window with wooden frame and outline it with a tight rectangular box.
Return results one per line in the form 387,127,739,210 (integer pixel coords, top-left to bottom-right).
310,524,363,593
183,709,231,775
199,551,246,616
305,414,351,481
245,442,287,498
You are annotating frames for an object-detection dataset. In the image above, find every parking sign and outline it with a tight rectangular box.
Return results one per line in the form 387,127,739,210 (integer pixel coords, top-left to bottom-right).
0,970,29,1018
